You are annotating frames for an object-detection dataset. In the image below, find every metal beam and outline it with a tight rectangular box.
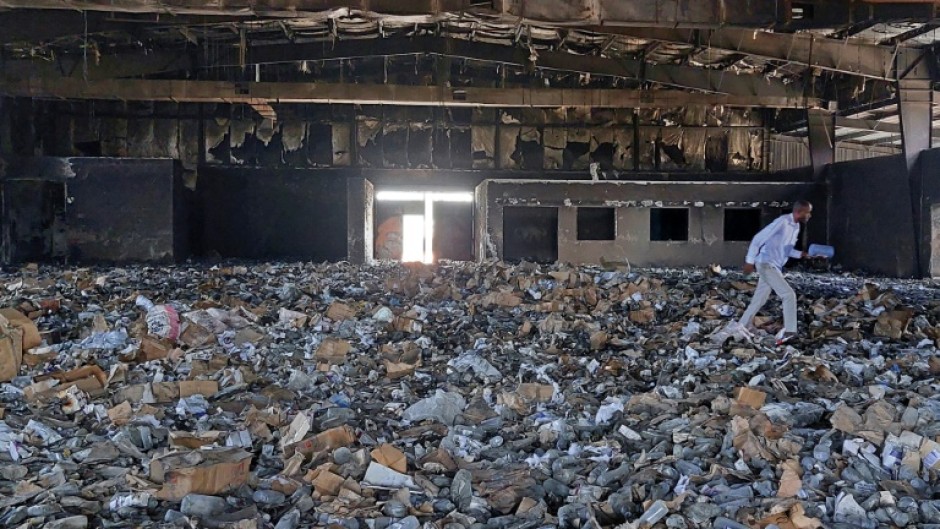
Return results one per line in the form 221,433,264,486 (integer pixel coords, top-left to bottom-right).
589,27,907,79
240,36,805,98
836,117,940,135
0,10,250,44
880,22,940,46
0,0,933,29
0,0,474,17
3,51,194,82
807,108,835,179
897,50,934,173
0,77,821,108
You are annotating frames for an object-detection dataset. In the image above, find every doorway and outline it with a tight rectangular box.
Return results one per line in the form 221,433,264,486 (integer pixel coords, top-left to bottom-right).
374,190,474,263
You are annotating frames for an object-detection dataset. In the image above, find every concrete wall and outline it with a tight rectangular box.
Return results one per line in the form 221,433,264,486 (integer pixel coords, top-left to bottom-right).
65,158,186,262
825,154,919,277
2,98,767,175
197,167,348,261
0,157,186,263
477,179,823,267
911,148,940,278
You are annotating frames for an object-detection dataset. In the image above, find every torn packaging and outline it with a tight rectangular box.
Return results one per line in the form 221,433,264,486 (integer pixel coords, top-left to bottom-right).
151,447,252,501
284,425,357,458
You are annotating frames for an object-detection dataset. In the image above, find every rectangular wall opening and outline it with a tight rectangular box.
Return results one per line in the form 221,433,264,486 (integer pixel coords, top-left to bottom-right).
503,207,558,263
374,190,473,263
724,208,762,242
650,208,689,241
577,207,616,241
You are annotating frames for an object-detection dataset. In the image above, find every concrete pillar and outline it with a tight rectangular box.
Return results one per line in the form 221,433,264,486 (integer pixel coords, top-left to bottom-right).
898,80,933,173
806,108,835,179
896,48,935,276
346,177,374,264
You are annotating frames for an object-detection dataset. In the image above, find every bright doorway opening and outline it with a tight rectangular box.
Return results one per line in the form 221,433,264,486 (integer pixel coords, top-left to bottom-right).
375,190,474,263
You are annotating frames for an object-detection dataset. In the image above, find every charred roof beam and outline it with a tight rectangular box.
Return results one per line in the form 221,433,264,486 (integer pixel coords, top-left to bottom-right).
238,36,807,99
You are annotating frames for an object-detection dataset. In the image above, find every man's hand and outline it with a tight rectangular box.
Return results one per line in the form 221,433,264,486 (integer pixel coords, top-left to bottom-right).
801,251,809,259
743,263,755,274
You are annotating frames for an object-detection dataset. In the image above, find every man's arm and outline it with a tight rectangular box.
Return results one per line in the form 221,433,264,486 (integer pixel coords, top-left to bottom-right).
745,218,783,265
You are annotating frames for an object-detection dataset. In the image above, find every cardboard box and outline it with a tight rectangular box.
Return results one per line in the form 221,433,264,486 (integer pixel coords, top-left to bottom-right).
284,425,356,458
31,365,108,398
0,308,41,351
316,338,351,364
107,401,133,425
169,430,225,449
0,327,23,382
151,447,252,501
138,336,172,361
371,444,407,473
326,302,356,321
152,382,181,403
23,346,57,368
179,380,219,398
517,383,554,403
308,467,346,496
384,360,416,380
179,322,216,348
734,387,767,410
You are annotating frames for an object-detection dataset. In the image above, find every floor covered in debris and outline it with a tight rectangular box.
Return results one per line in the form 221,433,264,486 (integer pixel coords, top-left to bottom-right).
1,262,940,529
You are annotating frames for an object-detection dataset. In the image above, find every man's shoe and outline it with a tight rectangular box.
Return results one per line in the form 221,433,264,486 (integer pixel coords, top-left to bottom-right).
775,331,797,346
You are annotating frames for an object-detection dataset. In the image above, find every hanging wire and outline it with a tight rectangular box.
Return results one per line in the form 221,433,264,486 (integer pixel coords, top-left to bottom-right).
82,10,88,82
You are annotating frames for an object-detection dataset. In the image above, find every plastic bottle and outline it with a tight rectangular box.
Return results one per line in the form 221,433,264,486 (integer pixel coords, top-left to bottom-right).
136,295,181,341
274,509,301,529
108,492,153,511
814,437,832,462
713,517,751,529
636,500,668,528
180,494,227,517
252,489,286,505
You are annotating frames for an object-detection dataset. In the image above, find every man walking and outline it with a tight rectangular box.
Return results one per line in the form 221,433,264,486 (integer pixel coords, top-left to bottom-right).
738,200,814,345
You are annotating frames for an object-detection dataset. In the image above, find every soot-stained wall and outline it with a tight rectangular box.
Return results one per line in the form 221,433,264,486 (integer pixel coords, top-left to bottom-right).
0,157,186,263
825,154,919,277
197,167,348,261
2,99,766,175
477,179,823,267
65,158,186,262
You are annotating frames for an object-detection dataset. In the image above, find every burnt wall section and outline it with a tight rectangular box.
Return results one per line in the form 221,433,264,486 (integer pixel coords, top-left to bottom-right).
1,98,767,175
914,149,940,278
477,179,822,267
197,167,347,261
825,155,919,277
1,180,65,263
64,159,185,262
347,177,374,264
0,157,186,264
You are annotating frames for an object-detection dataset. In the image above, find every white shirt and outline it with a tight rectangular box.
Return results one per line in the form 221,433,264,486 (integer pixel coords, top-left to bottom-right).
746,213,803,269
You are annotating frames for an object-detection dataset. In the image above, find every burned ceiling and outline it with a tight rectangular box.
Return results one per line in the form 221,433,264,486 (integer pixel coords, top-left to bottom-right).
0,1,939,147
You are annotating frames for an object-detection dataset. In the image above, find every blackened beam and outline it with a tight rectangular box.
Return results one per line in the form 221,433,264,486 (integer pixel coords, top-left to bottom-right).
3,50,194,82
0,77,821,108
836,117,940,135
587,27,909,79
0,10,249,44
0,0,933,28
0,0,475,17
502,0,939,30
240,36,804,98
6,36,806,99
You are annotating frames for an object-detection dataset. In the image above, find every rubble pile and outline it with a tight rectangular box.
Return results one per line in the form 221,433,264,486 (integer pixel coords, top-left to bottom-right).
1,261,940,529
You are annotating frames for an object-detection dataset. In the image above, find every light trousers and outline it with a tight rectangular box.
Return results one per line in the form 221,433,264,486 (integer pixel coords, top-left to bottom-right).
739,262,797,334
